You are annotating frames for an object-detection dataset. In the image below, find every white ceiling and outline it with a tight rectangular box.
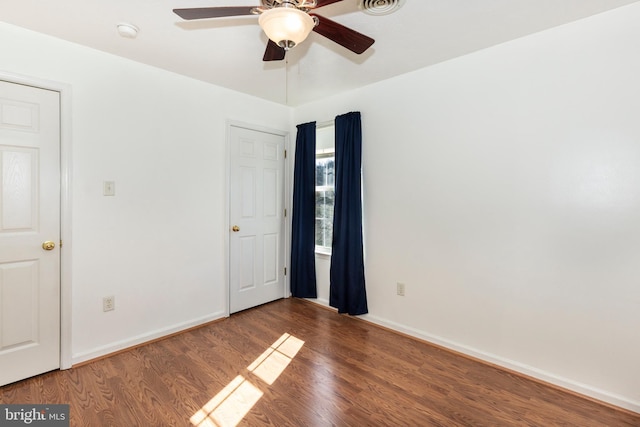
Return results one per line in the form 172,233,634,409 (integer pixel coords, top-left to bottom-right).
1,0,638,106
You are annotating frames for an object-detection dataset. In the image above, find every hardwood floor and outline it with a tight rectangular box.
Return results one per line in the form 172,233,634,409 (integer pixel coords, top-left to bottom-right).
1,298,638,426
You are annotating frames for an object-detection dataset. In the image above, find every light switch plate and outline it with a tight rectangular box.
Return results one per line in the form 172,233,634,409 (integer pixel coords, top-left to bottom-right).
103,181,115,196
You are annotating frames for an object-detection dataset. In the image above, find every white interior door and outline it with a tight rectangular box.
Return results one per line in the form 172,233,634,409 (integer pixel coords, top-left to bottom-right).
0,80,60,385
229,125,285,313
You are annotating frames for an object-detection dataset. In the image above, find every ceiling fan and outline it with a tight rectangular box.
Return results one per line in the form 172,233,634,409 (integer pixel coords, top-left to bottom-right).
173,0,375,61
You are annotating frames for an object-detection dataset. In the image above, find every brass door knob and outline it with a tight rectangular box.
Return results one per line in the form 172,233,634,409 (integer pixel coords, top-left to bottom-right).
42,241,56,251
232,225,240,232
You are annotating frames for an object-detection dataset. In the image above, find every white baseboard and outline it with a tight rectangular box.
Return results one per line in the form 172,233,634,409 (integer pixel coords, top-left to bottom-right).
71,310,227,365
305,298,640,414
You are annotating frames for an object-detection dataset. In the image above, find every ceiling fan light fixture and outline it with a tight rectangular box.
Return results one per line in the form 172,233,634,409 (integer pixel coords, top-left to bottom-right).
258,7,315,50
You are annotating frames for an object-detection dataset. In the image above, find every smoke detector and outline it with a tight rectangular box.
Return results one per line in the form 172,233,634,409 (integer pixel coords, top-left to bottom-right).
359,0,405,16
117,23,139,39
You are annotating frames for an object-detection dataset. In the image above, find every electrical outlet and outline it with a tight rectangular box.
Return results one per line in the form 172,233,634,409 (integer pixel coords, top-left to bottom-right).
103,296,115,312
397,282,405,296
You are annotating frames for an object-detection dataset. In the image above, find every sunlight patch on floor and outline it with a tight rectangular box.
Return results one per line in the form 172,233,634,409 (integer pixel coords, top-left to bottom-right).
190,376,262,427
249,333,304,385
191,333,305,427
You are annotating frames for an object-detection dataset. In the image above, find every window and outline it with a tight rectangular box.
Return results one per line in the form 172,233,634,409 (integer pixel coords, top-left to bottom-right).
315,150,334,253
315,124,335,254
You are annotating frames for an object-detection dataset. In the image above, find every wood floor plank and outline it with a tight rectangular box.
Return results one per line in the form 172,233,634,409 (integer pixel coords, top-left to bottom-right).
1,298,638,426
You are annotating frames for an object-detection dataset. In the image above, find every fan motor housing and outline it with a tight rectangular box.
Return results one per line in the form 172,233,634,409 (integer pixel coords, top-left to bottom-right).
261,0,316,7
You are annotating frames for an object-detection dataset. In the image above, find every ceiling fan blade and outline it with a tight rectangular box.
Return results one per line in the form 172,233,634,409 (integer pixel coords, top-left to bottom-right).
173,6,256,20
263,40,286,61
315,0,346,7
310,14,375,54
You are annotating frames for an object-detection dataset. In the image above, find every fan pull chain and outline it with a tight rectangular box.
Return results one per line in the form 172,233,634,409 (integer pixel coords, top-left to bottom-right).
285,58,289,105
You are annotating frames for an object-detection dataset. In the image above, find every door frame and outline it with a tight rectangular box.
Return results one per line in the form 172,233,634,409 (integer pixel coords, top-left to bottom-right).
0,71,73,370
225,120,290,316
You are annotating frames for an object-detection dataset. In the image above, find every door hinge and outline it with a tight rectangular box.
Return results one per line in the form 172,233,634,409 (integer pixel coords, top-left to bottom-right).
60,240,63,248
284,208,287,217
284,267,287,276
284,149,287,159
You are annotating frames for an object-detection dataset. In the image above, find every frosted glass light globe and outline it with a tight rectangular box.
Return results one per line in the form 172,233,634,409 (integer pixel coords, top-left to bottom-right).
259,7,314,50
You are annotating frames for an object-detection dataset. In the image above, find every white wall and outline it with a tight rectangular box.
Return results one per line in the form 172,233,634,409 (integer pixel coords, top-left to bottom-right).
294,3,640,412
0,22,291,363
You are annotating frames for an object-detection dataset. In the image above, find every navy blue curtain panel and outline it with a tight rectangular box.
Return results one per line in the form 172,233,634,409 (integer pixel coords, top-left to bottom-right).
330,112,368,315
291,121,317,298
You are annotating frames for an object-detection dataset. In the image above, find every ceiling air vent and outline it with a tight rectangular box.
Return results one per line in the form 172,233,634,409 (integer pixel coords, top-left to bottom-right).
359,0,404,16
